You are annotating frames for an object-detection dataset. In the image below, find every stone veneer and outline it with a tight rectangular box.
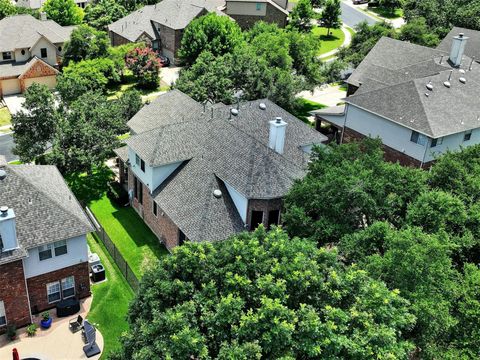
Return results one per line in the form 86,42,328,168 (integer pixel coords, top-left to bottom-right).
246,198,283,230
26,262,90,314
0,260,31,331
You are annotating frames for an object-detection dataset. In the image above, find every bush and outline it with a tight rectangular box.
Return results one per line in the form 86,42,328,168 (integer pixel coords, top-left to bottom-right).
107,180,129,206
41,311,50,321
125,47,161,89
26,323,38,337
6,325,16,341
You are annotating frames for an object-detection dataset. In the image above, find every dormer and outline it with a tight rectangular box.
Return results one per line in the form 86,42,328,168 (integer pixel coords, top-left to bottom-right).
0,206,19,252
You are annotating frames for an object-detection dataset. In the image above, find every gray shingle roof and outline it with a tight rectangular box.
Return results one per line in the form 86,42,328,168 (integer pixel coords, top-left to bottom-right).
126,91,326,242
0,15,73,52
0,57,58,78
437,27,480,63
0,165,93,264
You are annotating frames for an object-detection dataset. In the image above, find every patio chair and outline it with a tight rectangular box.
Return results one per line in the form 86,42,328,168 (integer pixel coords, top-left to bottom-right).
69,315,83,333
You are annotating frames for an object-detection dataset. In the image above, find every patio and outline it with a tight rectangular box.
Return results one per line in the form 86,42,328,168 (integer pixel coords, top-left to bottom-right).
0,297,104,360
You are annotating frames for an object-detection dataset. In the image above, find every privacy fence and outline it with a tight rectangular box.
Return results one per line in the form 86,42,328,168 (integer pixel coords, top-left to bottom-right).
85,206,140,292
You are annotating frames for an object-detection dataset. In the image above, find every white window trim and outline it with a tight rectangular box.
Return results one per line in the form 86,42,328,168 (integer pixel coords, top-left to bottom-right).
47,281,61,304
38,243,53,261
61,276,75,299
0,300,7,327
54,240,68,257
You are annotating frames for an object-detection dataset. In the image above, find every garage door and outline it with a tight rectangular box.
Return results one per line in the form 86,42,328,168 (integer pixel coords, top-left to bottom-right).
1,78,21,96
24,76,57,90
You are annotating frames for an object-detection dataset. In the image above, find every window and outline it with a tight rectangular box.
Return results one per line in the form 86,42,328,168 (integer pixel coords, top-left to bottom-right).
0,301,6,326
58,46,62,52
54,240,67,256
250,211,264,230
153,201,158,216
134,176,138,200
2,52,11,60
267,210,280,229
256,2,262,10
140,159,145,172
39,244,53,261
410,131,427,146
21,49,26,55
40,48,47,58
47,281,61,303
464,130,472,141
135,154,140,167
138,179,143,204
431,137,443,148
61,276,75,298
179,230,187,245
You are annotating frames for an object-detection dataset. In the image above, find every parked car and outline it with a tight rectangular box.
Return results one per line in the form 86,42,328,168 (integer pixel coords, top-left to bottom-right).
158,55,170,67
353,0,369,4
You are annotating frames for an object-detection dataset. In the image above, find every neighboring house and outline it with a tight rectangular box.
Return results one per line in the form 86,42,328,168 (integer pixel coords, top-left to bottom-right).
0,159,93,331
224,0,289,29
0,14,74,97
313,29,480,168
16,0,89,9
107,0,226,64
114,90,326,250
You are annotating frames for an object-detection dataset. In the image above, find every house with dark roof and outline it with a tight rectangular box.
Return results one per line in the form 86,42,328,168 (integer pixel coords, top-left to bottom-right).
107,0,226,64
0,14,74,97
114,90,326,249
0,160,93,331
224,0,289,29
313,28,480,168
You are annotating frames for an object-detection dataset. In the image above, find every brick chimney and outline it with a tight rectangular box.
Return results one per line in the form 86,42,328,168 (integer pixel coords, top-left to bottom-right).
268,117,287,154
449,33,469,67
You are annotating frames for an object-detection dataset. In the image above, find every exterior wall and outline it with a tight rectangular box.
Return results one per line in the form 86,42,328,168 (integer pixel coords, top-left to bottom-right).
0,78,21,96
246,198,283,230
30,38,58,66
26,262,91,314
227,1,267,16
14,48,31,62
109,31,131,47
23,235,89,279
224,181,248,223
153,22,186,64
423,129,480,162
228,3,287,29
0,260,31,331
23,75,57,90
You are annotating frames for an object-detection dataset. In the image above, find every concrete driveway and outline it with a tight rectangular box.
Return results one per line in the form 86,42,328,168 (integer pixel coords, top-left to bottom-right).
297,84,347,107
3,94,25,116
160,66,181,86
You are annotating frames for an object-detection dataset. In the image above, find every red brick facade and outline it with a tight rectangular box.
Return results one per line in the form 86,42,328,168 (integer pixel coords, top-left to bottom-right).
26,262,90,314
0,260,31,331
229,3,288,29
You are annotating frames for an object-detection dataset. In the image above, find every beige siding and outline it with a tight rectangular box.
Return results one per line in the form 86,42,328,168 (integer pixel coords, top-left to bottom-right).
1,79,21,95
30,38,57,67
24,76,56,90
227,1,267,16
14,49,31,62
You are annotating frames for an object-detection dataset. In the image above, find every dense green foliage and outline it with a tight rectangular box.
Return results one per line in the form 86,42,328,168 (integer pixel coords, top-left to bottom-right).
0,0,15,20
398,17,440,47
110,227,415,359
41,0,83,25
63,25,110,65
378,0,403,14
319,0,342,36
84,0,127,30
288,0,315,32
125,47,161,88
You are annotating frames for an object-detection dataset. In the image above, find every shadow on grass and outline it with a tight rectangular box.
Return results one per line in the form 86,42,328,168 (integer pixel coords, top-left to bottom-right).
65,166,114,206
319,34,340,41
291,98,327,125
369,6,403,19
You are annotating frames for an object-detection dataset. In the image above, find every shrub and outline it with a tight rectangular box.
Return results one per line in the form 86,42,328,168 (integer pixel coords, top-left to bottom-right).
107,180,129,206
26,323,38,336
125,47,161,89
41,311,50,321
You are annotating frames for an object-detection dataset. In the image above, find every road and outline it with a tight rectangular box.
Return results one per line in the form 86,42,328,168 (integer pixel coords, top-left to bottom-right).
340,1,377,28
0,133,17,162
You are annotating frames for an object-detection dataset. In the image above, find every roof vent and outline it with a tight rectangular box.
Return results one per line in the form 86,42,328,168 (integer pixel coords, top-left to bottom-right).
459,69,466,74
0,206,8,217
0,170,6,181
259,103,266,110
426,81,433,91
425,93,430,97
230,108,239,116
275,116,282,124
213,189,222,198
459,77,466,84
469,57,475,71
443,81,451,88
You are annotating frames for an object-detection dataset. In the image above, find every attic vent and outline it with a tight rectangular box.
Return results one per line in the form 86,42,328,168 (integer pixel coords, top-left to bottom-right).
443,81,451,88
459,69,466,74
213,189,222,198
230,108,239,116
426,82,433,91
425,93,430,97
259,103,266,110
459,77,466,84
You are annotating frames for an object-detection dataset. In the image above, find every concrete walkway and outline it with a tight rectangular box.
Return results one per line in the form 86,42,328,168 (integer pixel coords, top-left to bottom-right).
297,83,347,107
318,26,353,60
0,297,104,360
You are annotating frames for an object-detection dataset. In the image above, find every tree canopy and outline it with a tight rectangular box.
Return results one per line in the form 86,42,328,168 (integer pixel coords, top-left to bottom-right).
63,25,110,65
41,0,83,25
84,0,127,30
288,0,315,32
319,0,342,35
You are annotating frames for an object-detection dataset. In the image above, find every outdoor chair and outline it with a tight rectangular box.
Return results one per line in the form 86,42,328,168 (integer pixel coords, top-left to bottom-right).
69,315,83,333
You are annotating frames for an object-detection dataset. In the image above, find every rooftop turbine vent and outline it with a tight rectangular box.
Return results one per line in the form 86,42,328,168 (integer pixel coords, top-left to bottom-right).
426,81,433,91
259,103,266,110
459,77,466,84
230,108,239,116
0,206,8,217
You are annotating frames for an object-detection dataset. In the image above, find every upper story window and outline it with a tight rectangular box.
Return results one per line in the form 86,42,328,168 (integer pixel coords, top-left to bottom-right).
39,243,53,261
410,131,427,146
40,48,47,58
140,159,145,172
0,301,6,326
39,240,68,261
153,201,158,216
256,2,262,10
54,240,67,256
430,137,443,148
135,154,140,167
0,234,3,251
2,52,12,60
464,130,472,142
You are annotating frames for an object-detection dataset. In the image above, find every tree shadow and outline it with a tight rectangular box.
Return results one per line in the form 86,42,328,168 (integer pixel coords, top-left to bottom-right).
65,165,114,206
319,34,340,41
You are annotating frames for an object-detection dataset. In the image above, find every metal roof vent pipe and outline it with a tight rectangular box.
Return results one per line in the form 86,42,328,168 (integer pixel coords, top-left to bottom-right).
469,57,475,71
444,70,453,88
449,33,469,67
269,117,287,154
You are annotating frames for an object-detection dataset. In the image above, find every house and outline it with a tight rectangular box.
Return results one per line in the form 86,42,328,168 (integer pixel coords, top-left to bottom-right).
224,0,289,29
0,159,93,331
313,29,480,168
16,0,89,9
114,90,326,250
0,14,74,96
107,0,226,64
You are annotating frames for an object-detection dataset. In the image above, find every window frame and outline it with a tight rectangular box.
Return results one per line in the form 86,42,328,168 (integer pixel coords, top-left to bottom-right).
46,281,61,303
54,240,68,257
140,159,145,172
153,201,158,217
39,243,53,261
135,154,140,167
40,48,47,58
430,137,443,148
0,300,6,326
410,130,427,146
2,52,12,60
61,276,75,299
256,2,262,10
464,130,472,142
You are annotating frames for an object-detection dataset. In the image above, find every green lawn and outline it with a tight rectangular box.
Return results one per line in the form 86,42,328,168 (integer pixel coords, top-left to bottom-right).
0,107,12,127
107,71,169,102
312,27,345,56
87,233,134,359
292,98,327,124
366,6,403,19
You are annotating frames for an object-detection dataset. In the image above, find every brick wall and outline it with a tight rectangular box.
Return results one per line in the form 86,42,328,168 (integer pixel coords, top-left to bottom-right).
246,198,283,230
26,262,90,314
230,4,287,29
0,260,31,331
109,31,131,47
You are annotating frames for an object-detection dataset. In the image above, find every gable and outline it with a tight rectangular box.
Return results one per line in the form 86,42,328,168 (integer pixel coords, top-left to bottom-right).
18,59,58,79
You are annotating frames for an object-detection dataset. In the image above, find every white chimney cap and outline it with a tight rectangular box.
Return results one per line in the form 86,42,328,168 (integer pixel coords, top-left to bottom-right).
275,117,282,124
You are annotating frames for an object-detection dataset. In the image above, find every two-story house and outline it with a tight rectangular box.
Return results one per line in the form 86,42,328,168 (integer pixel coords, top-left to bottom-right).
108,0,226,64
0,159,93,331
224,0,289,29
0,14,74,97
16,0,90,10
313,27,480,168
114,90,326,250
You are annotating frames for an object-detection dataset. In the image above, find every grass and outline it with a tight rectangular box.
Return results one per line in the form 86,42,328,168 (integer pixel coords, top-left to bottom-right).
0,107,12,127
292,98,327,124
368,6,404,19
106,71,169,102
7,160,22,165
312,27,345,56
346,26,356,37
87,233,134,359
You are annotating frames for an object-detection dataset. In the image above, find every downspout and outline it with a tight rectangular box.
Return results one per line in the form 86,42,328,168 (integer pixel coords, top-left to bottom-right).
340,103,350,144
22,259,34,324
420,139,430,169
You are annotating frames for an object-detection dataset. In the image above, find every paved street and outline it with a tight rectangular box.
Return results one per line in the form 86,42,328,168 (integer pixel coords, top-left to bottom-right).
340,0,377,28
0,133,17,162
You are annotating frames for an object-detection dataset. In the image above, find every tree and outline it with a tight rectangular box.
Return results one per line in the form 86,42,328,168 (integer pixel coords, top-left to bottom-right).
319,0,341,36
178,13,243,65
62,25,110,65
399,17,439,47
283,138,427,243
379,0,403,14
108,42,145,76
41,0,83,25
11,84,58,163
111,228,415,359
84,0,127,30
0,0,16,20
125,47,161,89
115,89,143,125
288,0,315,32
